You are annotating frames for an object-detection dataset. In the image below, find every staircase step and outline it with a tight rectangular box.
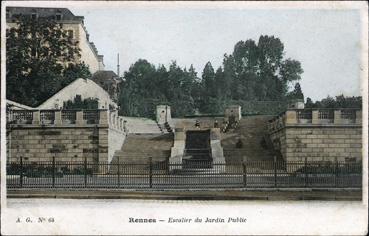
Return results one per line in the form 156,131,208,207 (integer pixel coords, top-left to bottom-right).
220,116,276,163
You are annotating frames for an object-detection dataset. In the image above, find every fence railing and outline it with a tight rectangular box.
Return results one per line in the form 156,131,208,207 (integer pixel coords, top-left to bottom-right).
7,110,33,124
7,109,126,133
269,108,362,132
83,110,100,124
296,109,311,119
40,110,56,124
6,157,362,189
61,110,77,124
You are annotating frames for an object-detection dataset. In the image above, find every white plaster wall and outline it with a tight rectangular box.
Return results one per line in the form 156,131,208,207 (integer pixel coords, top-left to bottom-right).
108,128,126,163
37,78,117,109
78,24,100,73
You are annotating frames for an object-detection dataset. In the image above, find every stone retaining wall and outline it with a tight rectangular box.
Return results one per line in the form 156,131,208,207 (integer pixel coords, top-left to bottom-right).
7,109,126,166
7,125,109,163
269,109,362,162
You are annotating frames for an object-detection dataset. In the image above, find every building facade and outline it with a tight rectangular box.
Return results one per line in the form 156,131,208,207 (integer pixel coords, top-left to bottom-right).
6,7,105,73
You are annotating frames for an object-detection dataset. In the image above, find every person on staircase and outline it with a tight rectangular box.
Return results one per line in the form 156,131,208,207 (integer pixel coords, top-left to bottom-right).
214,119,219,128
195,120,200,129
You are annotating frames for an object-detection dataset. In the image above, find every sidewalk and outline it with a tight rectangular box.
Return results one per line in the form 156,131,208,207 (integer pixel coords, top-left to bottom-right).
7,188,362,201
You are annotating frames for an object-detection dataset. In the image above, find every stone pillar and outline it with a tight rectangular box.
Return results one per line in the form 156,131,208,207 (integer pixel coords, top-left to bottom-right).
99,110,109,125
285,110,297,124
312,110,319,124
334,110,342,125
54,111,62,125
98,128,109,173
356,110,362,124
32,110,40,125
76,111,84,125
169,128,185,171
210,128,225,173
156,105,171,124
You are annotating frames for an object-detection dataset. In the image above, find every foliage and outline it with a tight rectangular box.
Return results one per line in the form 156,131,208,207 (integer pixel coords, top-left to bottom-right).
305,95,362,109
63,96,98,109
287,82,304,100
6,15,91,107
117,35,305,117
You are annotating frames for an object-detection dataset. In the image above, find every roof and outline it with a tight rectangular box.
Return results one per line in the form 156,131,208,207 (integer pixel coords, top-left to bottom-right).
6,7,84,22
91,70,121,82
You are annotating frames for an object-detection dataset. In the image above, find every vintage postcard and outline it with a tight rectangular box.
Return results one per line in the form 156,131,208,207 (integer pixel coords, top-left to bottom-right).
1,1,368,235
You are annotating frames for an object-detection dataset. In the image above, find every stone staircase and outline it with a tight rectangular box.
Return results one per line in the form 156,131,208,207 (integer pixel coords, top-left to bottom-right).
171,117,225,130
221,116,277,164
164,122,173,133
122,117,162,133
156,121,173,134
110,133,174,173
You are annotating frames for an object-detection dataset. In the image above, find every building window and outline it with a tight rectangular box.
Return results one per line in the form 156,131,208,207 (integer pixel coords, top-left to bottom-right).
31,13,37,20
56,13,62,21
67,30,74,39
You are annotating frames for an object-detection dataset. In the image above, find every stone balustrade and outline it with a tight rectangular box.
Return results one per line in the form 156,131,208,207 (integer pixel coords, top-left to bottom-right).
108,111,125,133
6,109,126,133
268,108,362,132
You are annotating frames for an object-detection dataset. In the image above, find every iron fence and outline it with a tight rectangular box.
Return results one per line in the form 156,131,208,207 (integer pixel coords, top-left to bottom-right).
61,110,76,124
40,110,55,124
83,110,100,124
6,157,362,189
341,109,356,121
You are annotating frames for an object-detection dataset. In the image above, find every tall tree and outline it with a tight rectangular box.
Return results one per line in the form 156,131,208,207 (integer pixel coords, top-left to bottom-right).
287,82,304,100
6,15,91,107
118,35,305,117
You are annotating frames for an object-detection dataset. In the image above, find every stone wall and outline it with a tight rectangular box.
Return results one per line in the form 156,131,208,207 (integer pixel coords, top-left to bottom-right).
7,126,108,164
270,127,362,162
269,109,362,162
108,128,126,163
7,109,126,168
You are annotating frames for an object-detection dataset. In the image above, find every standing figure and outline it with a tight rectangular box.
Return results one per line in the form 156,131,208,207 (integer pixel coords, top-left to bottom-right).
195,120,200,129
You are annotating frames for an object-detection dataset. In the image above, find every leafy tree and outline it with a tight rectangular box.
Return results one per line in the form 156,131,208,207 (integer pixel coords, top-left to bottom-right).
118,60,198,117
118,35,305,117
63,96,98,109
306,95,362,109
287,82,304,100
6,15,91,107
305,97,315,108
202,62,216,96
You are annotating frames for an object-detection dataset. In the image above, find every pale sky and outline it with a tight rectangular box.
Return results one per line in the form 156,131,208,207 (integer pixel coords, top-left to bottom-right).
5,1,365,101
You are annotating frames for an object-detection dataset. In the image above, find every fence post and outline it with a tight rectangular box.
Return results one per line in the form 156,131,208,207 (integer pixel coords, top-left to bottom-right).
117,156,120,188
20,156,23,188
52,156,55,188
149,157,153,188
166,158,169,175
274,156,277,188
242,161,247,188
304,157,308,187
334,157,338,188
84,156,87,188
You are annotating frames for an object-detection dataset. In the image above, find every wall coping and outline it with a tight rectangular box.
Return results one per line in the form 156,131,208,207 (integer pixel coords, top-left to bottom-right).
269,123,362,134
